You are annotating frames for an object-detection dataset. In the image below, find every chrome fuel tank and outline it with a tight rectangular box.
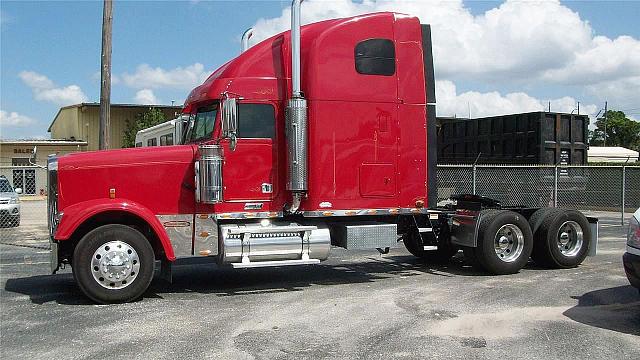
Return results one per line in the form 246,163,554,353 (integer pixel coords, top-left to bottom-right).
219,223,330,264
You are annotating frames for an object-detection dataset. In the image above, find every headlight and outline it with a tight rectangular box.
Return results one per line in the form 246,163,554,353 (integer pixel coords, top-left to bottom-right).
629,216,640,249
9,198,19,204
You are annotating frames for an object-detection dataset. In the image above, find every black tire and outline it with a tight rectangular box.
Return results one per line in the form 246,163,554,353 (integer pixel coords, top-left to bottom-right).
530,209,591,269
11,215,20,227
528,208,562,234
72,224,155,304
474,210,533,275
403,225,458,263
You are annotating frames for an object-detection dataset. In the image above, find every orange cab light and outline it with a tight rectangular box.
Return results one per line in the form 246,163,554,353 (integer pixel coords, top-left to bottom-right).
109,188,116,199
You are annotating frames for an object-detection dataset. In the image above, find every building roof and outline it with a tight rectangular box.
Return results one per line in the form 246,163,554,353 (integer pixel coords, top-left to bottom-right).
48,102,184,132
0,139,89,146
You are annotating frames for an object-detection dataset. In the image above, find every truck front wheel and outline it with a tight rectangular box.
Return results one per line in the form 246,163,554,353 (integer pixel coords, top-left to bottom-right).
72,224,155,304
472,210,533,275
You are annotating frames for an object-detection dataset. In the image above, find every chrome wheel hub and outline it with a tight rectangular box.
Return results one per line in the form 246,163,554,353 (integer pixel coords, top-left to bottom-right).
557,221,583,257
494,224,524,263
91,241,140,289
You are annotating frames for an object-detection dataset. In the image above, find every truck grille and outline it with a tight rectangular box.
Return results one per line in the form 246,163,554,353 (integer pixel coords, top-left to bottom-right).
47,156,59,238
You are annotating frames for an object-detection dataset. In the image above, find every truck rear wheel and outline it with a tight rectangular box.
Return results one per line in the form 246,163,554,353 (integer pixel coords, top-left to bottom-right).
72,224,155,304
528,208,562,234
472,210,533,275
403,225,458,263
531,209,590,268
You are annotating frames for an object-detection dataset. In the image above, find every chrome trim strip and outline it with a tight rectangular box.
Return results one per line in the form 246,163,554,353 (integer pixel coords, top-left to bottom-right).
227,225,317,235
216,211,283,220
301,208,429,217
214,208,427,220
627,245,640,256
226,199,272,203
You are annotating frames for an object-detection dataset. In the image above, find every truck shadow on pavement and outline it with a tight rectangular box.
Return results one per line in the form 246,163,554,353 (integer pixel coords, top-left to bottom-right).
563,285,640,336
4,253,492,305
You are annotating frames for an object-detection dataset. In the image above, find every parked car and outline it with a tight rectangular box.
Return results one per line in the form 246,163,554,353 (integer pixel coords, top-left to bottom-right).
623,208,640,293
0,175,21,227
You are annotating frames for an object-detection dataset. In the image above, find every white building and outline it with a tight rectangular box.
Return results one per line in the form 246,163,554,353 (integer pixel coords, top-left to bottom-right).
588,146,639,163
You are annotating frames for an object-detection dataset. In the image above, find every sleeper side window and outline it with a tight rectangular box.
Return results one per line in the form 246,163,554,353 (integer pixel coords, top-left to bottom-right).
160,134,174,146
355,38,395,76
237,104,275,139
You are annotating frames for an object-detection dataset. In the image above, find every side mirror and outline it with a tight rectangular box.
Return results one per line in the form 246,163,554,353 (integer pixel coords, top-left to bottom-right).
15,188,22,194
221,97,238,151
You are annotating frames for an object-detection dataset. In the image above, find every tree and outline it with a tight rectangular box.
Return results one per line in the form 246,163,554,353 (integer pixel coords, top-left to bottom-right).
122,108,167,148
589,110,640,151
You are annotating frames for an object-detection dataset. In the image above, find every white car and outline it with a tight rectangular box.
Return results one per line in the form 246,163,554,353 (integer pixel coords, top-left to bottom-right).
623,208,640,293
0,175,21,227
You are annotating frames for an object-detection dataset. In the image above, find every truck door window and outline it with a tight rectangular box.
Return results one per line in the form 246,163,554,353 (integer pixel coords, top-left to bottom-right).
188,104,218,142
147,138,157,146
355,38,395,76
237,104,275,139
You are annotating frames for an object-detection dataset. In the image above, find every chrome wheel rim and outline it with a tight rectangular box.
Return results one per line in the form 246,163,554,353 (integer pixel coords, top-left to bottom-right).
557,221,583,257
494,224,524,263
91,241,140,290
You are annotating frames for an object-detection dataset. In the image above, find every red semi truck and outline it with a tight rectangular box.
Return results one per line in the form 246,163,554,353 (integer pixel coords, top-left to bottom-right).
46,2,598,303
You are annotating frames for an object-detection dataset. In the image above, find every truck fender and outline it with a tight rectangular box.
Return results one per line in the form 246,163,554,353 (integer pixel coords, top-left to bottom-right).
54,199,176,261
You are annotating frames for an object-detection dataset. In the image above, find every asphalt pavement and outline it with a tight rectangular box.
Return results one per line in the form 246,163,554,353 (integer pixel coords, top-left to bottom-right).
1,203,639,359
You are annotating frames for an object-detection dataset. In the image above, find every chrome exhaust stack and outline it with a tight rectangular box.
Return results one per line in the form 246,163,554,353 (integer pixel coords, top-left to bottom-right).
195,145,224,204
241,28,254,53
286,0,307,212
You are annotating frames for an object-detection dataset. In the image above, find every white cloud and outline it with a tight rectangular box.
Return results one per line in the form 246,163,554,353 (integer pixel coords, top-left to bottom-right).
134,89,161,104
247,0,640,106
436,80,597,120
0,110,36,127
121,63,210,90
19,71,87,106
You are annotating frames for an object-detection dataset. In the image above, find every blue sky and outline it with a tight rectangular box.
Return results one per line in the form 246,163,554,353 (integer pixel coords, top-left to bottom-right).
1,0,639,139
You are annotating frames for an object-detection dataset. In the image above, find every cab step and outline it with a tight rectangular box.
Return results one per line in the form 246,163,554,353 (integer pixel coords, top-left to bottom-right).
230,258,321,269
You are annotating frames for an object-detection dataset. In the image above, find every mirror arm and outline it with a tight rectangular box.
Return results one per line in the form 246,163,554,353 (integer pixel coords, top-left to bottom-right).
29,146,47,170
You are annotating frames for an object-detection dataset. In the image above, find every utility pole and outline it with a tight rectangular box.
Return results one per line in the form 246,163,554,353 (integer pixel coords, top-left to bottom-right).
99,0,113,150
603,101,608,147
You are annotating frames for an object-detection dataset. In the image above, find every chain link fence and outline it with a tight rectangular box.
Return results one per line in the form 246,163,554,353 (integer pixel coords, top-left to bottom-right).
0,167,49,247
1,165,637,242
438,164,640,224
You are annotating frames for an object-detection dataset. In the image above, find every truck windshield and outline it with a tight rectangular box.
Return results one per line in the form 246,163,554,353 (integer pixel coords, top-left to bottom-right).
186,104,218,143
